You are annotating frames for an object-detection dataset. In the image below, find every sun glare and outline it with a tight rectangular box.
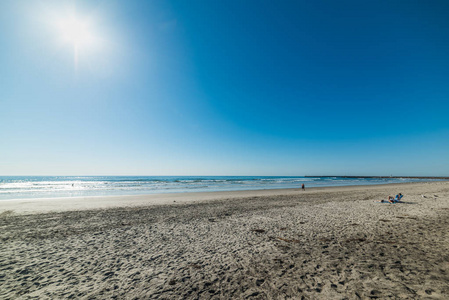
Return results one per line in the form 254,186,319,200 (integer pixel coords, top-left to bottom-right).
54,13,99,70
58,17,93,48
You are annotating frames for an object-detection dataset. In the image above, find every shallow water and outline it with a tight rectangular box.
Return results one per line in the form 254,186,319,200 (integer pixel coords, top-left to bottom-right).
0,176,441,200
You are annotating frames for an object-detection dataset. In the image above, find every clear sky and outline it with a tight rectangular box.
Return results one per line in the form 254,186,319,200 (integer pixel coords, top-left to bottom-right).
1,0,449,176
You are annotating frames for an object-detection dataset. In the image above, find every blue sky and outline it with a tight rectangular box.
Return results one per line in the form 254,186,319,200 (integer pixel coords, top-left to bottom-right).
1,0,448,176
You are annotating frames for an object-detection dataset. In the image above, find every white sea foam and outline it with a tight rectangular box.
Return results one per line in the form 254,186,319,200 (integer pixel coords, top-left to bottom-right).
0,176,442,200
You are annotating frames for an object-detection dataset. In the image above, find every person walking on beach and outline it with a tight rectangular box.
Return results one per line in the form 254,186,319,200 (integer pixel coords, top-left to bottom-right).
301,184,305,191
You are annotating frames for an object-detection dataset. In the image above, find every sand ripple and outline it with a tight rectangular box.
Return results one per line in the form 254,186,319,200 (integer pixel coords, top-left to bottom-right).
1,182,449,299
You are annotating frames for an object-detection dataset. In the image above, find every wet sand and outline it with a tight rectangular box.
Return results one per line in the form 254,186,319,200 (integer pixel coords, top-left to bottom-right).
1,181,449,299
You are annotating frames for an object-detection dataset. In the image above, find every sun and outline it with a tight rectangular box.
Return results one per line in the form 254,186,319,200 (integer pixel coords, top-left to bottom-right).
55,14,98,69
58,16,93,48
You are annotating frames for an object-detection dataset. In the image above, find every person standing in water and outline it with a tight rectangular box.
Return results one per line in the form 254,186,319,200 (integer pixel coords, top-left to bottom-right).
301,184,305,191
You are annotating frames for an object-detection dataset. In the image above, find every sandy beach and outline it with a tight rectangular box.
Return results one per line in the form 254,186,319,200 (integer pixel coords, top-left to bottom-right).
1,181,449,299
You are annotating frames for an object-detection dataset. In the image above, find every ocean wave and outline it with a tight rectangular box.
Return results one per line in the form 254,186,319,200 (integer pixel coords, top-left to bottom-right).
0,176,443,200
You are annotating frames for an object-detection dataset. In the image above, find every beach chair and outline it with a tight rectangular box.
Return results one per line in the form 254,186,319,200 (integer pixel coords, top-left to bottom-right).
392,194,403,203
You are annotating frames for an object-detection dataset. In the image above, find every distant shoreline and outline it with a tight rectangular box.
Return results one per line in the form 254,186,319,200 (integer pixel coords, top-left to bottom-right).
1,181,448,215
305,175,449,180
3,175,443,202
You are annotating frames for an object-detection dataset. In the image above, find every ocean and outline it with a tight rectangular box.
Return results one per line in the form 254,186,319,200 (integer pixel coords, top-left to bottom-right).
0,176,441,200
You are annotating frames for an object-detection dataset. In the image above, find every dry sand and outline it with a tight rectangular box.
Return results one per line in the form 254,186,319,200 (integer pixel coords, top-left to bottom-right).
1,181,449,299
